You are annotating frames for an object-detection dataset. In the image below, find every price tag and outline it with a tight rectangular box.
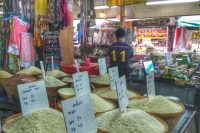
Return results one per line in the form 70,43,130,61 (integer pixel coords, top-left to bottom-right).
40,61,46,79
72,72,91,96
98,58,107,75
108,67,119,90
116,75,128,113
165,53,172,66
74,60,80,73
146,71,156,100
18,80,49,116
62,94,97,133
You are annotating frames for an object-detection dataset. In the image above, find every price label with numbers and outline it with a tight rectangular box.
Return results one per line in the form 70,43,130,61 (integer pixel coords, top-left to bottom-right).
18,80,49,116
108,67,119,90
62,94,97,133
116,76,128,113
146,71,156,100
98,58,107,75
72,71,91,96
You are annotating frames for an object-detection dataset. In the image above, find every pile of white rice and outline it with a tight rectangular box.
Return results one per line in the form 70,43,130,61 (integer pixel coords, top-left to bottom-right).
45,76,66,88
128,96,183,114
46,70,68,78
3,108,67,133
96,109,167,133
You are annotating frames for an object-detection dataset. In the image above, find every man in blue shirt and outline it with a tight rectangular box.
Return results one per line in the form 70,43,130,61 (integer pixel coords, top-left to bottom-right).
108,28,133,77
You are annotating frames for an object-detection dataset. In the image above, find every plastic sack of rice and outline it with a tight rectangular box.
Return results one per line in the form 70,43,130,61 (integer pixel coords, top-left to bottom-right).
96,109,168,133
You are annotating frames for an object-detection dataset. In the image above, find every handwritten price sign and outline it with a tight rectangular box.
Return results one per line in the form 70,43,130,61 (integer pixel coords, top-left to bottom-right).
109,67,119,90
98,58,107,75
72,71,91,96
116,76,128,113
146,72,156,100
62,94,97,133
18,80,49,116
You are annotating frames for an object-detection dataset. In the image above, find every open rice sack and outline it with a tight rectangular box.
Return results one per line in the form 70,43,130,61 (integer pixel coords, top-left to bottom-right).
90,74,110,88
1,74,37,99
128,95,184,131
18,66,42,76
46,70,69,79
0,70,13,79
57,88,116,114
93,87,141,103
96,109,168,133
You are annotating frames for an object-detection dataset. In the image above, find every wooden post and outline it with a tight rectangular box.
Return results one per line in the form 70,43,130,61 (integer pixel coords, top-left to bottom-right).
120,5,125,28
59,0,74,65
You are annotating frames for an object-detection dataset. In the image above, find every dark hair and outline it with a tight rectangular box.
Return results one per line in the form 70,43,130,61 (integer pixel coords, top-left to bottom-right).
115,28,125,39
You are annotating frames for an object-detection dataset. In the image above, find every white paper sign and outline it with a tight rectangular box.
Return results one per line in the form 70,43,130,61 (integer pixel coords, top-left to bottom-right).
62,94,97,133
146,72,156,100
40,61,46,79
74,60,80,73
18,80,49,116
116,76,128,113
72,72,91,96
109,67,119,90
98,58,107,75
165,53,173,66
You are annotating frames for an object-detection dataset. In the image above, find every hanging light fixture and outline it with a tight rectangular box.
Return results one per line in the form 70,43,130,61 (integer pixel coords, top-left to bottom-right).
146,0,199,5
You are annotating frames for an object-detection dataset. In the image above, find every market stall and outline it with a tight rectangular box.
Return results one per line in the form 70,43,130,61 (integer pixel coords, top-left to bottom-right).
0,0,200,133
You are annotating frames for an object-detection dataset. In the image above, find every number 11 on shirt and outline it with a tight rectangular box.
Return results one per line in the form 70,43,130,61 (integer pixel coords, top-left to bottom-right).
111,50,126,62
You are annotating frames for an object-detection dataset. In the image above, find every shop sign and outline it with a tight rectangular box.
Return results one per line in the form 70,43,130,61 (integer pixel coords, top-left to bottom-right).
109,66,119,90
18,80,49,116
98,58,107,75
146,72,156,100
116,76,128,113
107,0,145,6
62,94,97,133
72,71,91,96
192,32,200,39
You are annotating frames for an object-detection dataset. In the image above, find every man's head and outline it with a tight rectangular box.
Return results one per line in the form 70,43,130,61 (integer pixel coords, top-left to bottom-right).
115,28,126,41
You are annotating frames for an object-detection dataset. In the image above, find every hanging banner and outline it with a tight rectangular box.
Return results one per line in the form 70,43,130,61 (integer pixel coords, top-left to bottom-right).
107,0,145,6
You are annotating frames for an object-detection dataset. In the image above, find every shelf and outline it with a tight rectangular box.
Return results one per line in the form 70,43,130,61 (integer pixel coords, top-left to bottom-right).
137,37,167,40
137,33,167,35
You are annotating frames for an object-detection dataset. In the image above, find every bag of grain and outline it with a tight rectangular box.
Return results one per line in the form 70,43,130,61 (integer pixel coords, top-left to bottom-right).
18,66,42,76
93,87,141,104
90,74,110,88
96,109,168,133
46,70,69,79
45,76,67,107
0,70,13,95
1,74,37,99
62,76,73,83
2,108,67,133
57,89,116,115
0,70,12,79
128,96,184,131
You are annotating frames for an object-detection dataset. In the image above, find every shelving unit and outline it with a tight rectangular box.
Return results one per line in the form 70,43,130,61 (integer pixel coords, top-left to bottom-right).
136,26,169,52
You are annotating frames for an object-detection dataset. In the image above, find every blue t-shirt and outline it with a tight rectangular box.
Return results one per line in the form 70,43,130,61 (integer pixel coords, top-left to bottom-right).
108,42,133,76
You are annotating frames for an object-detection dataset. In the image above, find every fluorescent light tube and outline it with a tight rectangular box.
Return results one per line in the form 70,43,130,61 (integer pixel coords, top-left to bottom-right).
95,5,118,9
95,6,109,9
146,0,199,5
